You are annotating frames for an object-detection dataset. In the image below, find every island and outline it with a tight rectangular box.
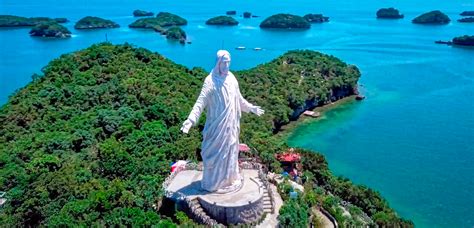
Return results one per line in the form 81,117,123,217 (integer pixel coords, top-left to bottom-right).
458,17,474,23
74,16,119,29
452,35,474,46
376,7,404,19
412,10,450,24
29,22,71,38
0,42,413,227
133,10,154,17
226,10,236,15
0,15,68,27
129,12,187,29
260,13,310,29
164,26,186,44
460,11,474,16
243,12,252,18
205,16,239,26
303,13,329,23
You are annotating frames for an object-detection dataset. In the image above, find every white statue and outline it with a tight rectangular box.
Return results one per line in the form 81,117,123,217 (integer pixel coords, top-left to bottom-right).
180,50,264,193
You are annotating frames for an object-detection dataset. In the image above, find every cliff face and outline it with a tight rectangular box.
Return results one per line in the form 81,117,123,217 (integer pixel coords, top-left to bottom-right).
290,85,356,120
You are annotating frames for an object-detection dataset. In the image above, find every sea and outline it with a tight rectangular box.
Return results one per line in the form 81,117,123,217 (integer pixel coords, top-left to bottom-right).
1,0,473,227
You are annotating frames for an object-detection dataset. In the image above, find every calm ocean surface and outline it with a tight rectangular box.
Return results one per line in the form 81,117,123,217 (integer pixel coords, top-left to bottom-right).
1,0,473,227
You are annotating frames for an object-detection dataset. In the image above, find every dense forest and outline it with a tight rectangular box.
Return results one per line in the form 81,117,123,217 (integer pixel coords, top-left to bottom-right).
0,43,411,226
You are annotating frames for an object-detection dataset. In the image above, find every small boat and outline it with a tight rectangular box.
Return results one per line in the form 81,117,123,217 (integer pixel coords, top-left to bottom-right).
355,95,366,101
235,46,246,50
303,110,320,118
253,47,262,51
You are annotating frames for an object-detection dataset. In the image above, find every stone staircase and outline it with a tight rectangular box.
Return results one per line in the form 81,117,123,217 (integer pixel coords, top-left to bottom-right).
186,198,222,227
254,176,274,214
263,188,273,213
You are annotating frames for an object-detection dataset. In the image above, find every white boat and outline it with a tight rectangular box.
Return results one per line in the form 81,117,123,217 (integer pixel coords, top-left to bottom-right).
303,110,320,118
235,46,246,50
253,47,262,51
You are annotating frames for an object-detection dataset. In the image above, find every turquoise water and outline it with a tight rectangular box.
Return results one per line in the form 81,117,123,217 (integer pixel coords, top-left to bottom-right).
1,0,473,227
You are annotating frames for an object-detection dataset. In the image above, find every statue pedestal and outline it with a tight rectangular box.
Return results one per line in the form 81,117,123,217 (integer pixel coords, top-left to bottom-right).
165,168,266,225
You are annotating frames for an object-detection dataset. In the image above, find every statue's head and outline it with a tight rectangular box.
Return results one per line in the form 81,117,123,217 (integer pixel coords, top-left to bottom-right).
214,50,231,76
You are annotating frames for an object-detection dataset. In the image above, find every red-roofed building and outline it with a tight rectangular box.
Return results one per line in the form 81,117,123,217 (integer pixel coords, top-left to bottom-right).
275,148,302,181
239,143,251,152
275,152,301,162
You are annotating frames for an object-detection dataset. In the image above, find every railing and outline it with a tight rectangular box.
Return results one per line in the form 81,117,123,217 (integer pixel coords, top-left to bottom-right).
239,161,276,215
162,162,201,199
257,166,275,214
162,169,180,198
320,207,339,228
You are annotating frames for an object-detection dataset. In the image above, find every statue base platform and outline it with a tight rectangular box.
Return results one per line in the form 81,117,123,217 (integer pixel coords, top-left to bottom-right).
165,168,267,225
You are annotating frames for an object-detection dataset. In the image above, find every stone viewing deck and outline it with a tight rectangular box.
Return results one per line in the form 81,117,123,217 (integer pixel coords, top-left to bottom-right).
163,162,276,226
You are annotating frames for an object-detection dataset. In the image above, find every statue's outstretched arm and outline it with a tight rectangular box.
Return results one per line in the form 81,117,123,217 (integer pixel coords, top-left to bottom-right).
238,88,264,116
181,79,210,133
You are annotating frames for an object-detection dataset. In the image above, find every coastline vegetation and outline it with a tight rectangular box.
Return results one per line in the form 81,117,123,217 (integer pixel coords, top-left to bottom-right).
205,16,239,26
260,14,311,29
412,10,450,24
29,22,71,38
0,15,67,27
74,16,119,29
376,8,404,19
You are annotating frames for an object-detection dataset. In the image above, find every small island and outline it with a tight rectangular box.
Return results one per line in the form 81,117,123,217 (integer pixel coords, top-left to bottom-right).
243,12,252,18
376,8,404,19
164,26,186,44
133,10,154,17
260,13,310,29
303,13,329,23
155,12,187,27
74,16,119,29
129,12,187,29
29,22,71,38
226,11,236,15
412,10,450,24
460,11,474,16
452,35,474,46
458,17,474,23
206,16,239,26
0,15,68,27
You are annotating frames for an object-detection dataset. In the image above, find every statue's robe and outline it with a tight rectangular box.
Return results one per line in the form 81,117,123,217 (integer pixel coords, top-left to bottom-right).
187,70,253,192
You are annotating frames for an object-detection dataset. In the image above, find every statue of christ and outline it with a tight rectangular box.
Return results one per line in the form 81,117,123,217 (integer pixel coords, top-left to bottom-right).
180,50,264,193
